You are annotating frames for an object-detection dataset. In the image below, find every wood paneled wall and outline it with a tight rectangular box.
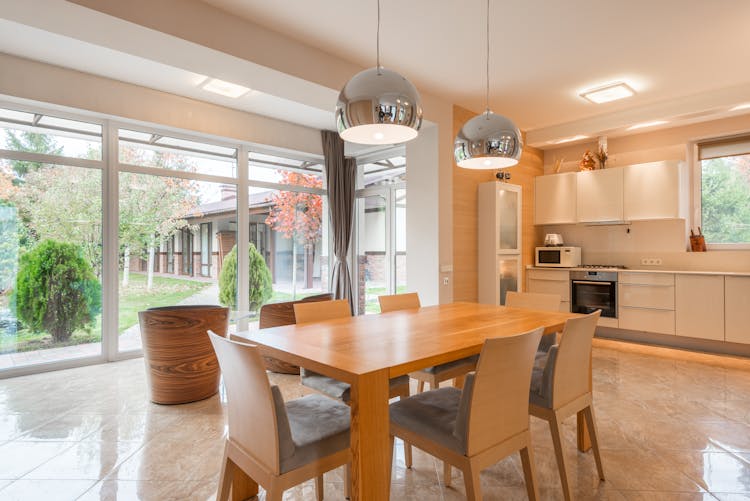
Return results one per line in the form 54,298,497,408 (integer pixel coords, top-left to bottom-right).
452,105,545,302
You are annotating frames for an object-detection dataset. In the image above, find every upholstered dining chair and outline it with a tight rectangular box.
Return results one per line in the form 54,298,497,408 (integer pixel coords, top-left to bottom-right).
293,299,413,466
378,292,479,394
505,291,562,352
258,293,333,374
208,332,350,501
528,311,605,501
389,327,544,501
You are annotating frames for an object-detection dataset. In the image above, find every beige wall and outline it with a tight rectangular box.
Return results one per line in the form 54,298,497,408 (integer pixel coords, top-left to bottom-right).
541,114,750,272
452,105,545,302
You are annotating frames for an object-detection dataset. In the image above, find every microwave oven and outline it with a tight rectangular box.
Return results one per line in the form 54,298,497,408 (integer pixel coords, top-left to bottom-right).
535,246,581,268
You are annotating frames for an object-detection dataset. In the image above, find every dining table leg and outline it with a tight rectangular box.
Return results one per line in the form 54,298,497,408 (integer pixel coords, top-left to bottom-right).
349,368,391,501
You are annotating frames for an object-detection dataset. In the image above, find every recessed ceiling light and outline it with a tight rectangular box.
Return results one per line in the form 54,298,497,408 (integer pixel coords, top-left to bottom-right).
200,78,251,98
627,120,668,131
579,82,636,104
730,103,750,111
552,135,589,144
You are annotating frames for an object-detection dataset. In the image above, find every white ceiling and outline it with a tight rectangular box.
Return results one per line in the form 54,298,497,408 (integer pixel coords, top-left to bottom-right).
2,0,750,150
201,0,750,144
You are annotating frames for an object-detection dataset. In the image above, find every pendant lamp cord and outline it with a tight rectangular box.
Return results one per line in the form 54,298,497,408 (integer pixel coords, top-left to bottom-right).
485,0,490,117
376,0,382,75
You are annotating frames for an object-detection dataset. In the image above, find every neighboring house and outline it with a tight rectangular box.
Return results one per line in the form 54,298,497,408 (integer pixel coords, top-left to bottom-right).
128,184,326,292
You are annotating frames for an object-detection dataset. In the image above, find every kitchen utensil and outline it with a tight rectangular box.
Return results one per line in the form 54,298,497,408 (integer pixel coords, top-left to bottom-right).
544,233,564,246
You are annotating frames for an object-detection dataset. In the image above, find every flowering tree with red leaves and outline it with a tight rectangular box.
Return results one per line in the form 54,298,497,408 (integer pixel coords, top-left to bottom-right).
265,172,323,290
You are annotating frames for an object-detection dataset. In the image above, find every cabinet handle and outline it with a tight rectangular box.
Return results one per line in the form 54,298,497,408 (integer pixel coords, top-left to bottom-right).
620,305,674,311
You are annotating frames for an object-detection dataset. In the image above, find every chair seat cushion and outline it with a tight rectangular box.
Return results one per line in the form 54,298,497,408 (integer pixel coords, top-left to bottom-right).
530,347,554,408
301,371,410,404
419,354,479,375
389,386,465,454
280,394,351,473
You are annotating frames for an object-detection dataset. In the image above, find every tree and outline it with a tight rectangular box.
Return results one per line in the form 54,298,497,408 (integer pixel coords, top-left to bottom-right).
218,244,272,312
118,146,200,289
15,239,101,342
265,172,323,292
701,156,750,244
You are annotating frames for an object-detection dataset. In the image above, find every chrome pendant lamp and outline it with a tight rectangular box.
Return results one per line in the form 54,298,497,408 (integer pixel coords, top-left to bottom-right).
454,0,522,169
336,0,422,145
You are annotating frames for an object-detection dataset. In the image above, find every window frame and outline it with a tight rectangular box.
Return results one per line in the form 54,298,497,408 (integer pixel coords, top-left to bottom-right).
691,136,750,250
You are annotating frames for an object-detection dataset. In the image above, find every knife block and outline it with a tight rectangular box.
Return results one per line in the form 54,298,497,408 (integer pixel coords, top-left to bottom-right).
689,234,706,252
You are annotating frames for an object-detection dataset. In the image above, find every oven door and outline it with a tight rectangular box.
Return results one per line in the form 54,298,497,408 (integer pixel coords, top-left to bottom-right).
571,280,617,318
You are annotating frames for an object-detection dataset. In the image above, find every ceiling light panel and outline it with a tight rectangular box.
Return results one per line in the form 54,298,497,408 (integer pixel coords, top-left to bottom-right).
580,82,636,104
201,78,251,98
730,103,750,111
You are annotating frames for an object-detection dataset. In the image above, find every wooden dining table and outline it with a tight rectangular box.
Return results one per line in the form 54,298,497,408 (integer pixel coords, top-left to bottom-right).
231,301,586,501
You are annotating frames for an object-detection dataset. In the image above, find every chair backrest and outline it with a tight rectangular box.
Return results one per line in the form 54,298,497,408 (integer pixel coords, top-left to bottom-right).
293,299,351,324
208,331,287,475
457,327,543,456
378,292,421,313
258,293,334,329
505,291,561,312
551,311,600,407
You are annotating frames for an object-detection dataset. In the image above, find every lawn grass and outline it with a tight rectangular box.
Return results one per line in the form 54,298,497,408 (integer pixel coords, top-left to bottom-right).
117,272,210,333
0,272,211,353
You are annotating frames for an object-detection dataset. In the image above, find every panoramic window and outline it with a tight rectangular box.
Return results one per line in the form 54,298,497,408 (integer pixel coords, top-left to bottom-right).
117,129,238,352
0,106,104,370
698,136,750,245
249,152,328,313
356,154,407,314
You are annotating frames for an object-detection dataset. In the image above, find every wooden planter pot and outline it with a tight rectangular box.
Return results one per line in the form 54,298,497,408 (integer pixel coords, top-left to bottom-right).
138,305,229,405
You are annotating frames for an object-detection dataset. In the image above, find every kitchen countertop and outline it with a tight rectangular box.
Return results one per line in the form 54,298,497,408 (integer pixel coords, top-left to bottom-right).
527,266,750,277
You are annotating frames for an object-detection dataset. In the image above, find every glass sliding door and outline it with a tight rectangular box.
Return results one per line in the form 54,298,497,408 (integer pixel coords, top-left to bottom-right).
117,129,238,353
0,106,104,372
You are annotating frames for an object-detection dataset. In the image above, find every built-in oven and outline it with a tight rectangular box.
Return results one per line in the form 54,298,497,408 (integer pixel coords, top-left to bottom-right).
570,270,617,318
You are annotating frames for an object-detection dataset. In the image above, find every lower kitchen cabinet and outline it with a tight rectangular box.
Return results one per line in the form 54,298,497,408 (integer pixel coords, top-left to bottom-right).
675,274,725,341
619,307,675,335
526,269,570,312
725,276,750,344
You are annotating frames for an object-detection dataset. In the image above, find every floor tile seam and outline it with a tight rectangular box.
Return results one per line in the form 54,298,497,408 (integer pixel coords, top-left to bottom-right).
21,439,147,483
7,439,83,480
8,408,78,441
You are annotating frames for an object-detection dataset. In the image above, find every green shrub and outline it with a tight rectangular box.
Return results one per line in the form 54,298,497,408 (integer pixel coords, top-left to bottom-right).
218,243,272,312
15,239,101,342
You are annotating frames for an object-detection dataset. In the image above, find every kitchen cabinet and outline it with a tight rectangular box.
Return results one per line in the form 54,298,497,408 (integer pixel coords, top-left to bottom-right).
527,268,570,312
725,276,750,344
534,172,577,225
618,272,675,335
623,161,688,220
478,182,522,306
675,274,724,341
576,168,624,223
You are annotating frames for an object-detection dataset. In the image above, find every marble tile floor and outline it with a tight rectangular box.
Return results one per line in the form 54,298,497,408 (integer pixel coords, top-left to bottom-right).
1,338,750,500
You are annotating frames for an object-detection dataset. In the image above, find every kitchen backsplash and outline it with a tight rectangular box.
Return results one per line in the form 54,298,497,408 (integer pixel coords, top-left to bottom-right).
540,220,750,272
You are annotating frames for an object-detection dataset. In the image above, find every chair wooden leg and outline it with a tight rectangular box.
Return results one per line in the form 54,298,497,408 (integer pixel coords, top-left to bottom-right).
404,440,413,469
549,414,572,501
584,405,605,481
387,435,395,497
443,461,452,487
519,446,539,501
417,380,425,393
315,475,324,501
344,463,351,500
216,453,233,501
462,461,482,501
453,375,466,389
266,489,283,501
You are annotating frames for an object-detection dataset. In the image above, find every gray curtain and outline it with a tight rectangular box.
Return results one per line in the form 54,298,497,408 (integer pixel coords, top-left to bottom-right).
321,130,356,307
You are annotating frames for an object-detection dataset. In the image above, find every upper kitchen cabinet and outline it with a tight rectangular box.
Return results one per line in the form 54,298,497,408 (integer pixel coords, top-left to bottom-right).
534,172,577,225
576,168,624,223
623,161,688,220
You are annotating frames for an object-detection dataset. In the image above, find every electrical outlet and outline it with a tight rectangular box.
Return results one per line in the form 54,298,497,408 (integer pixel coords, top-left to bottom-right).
640,258,663,266
442,277,449,285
